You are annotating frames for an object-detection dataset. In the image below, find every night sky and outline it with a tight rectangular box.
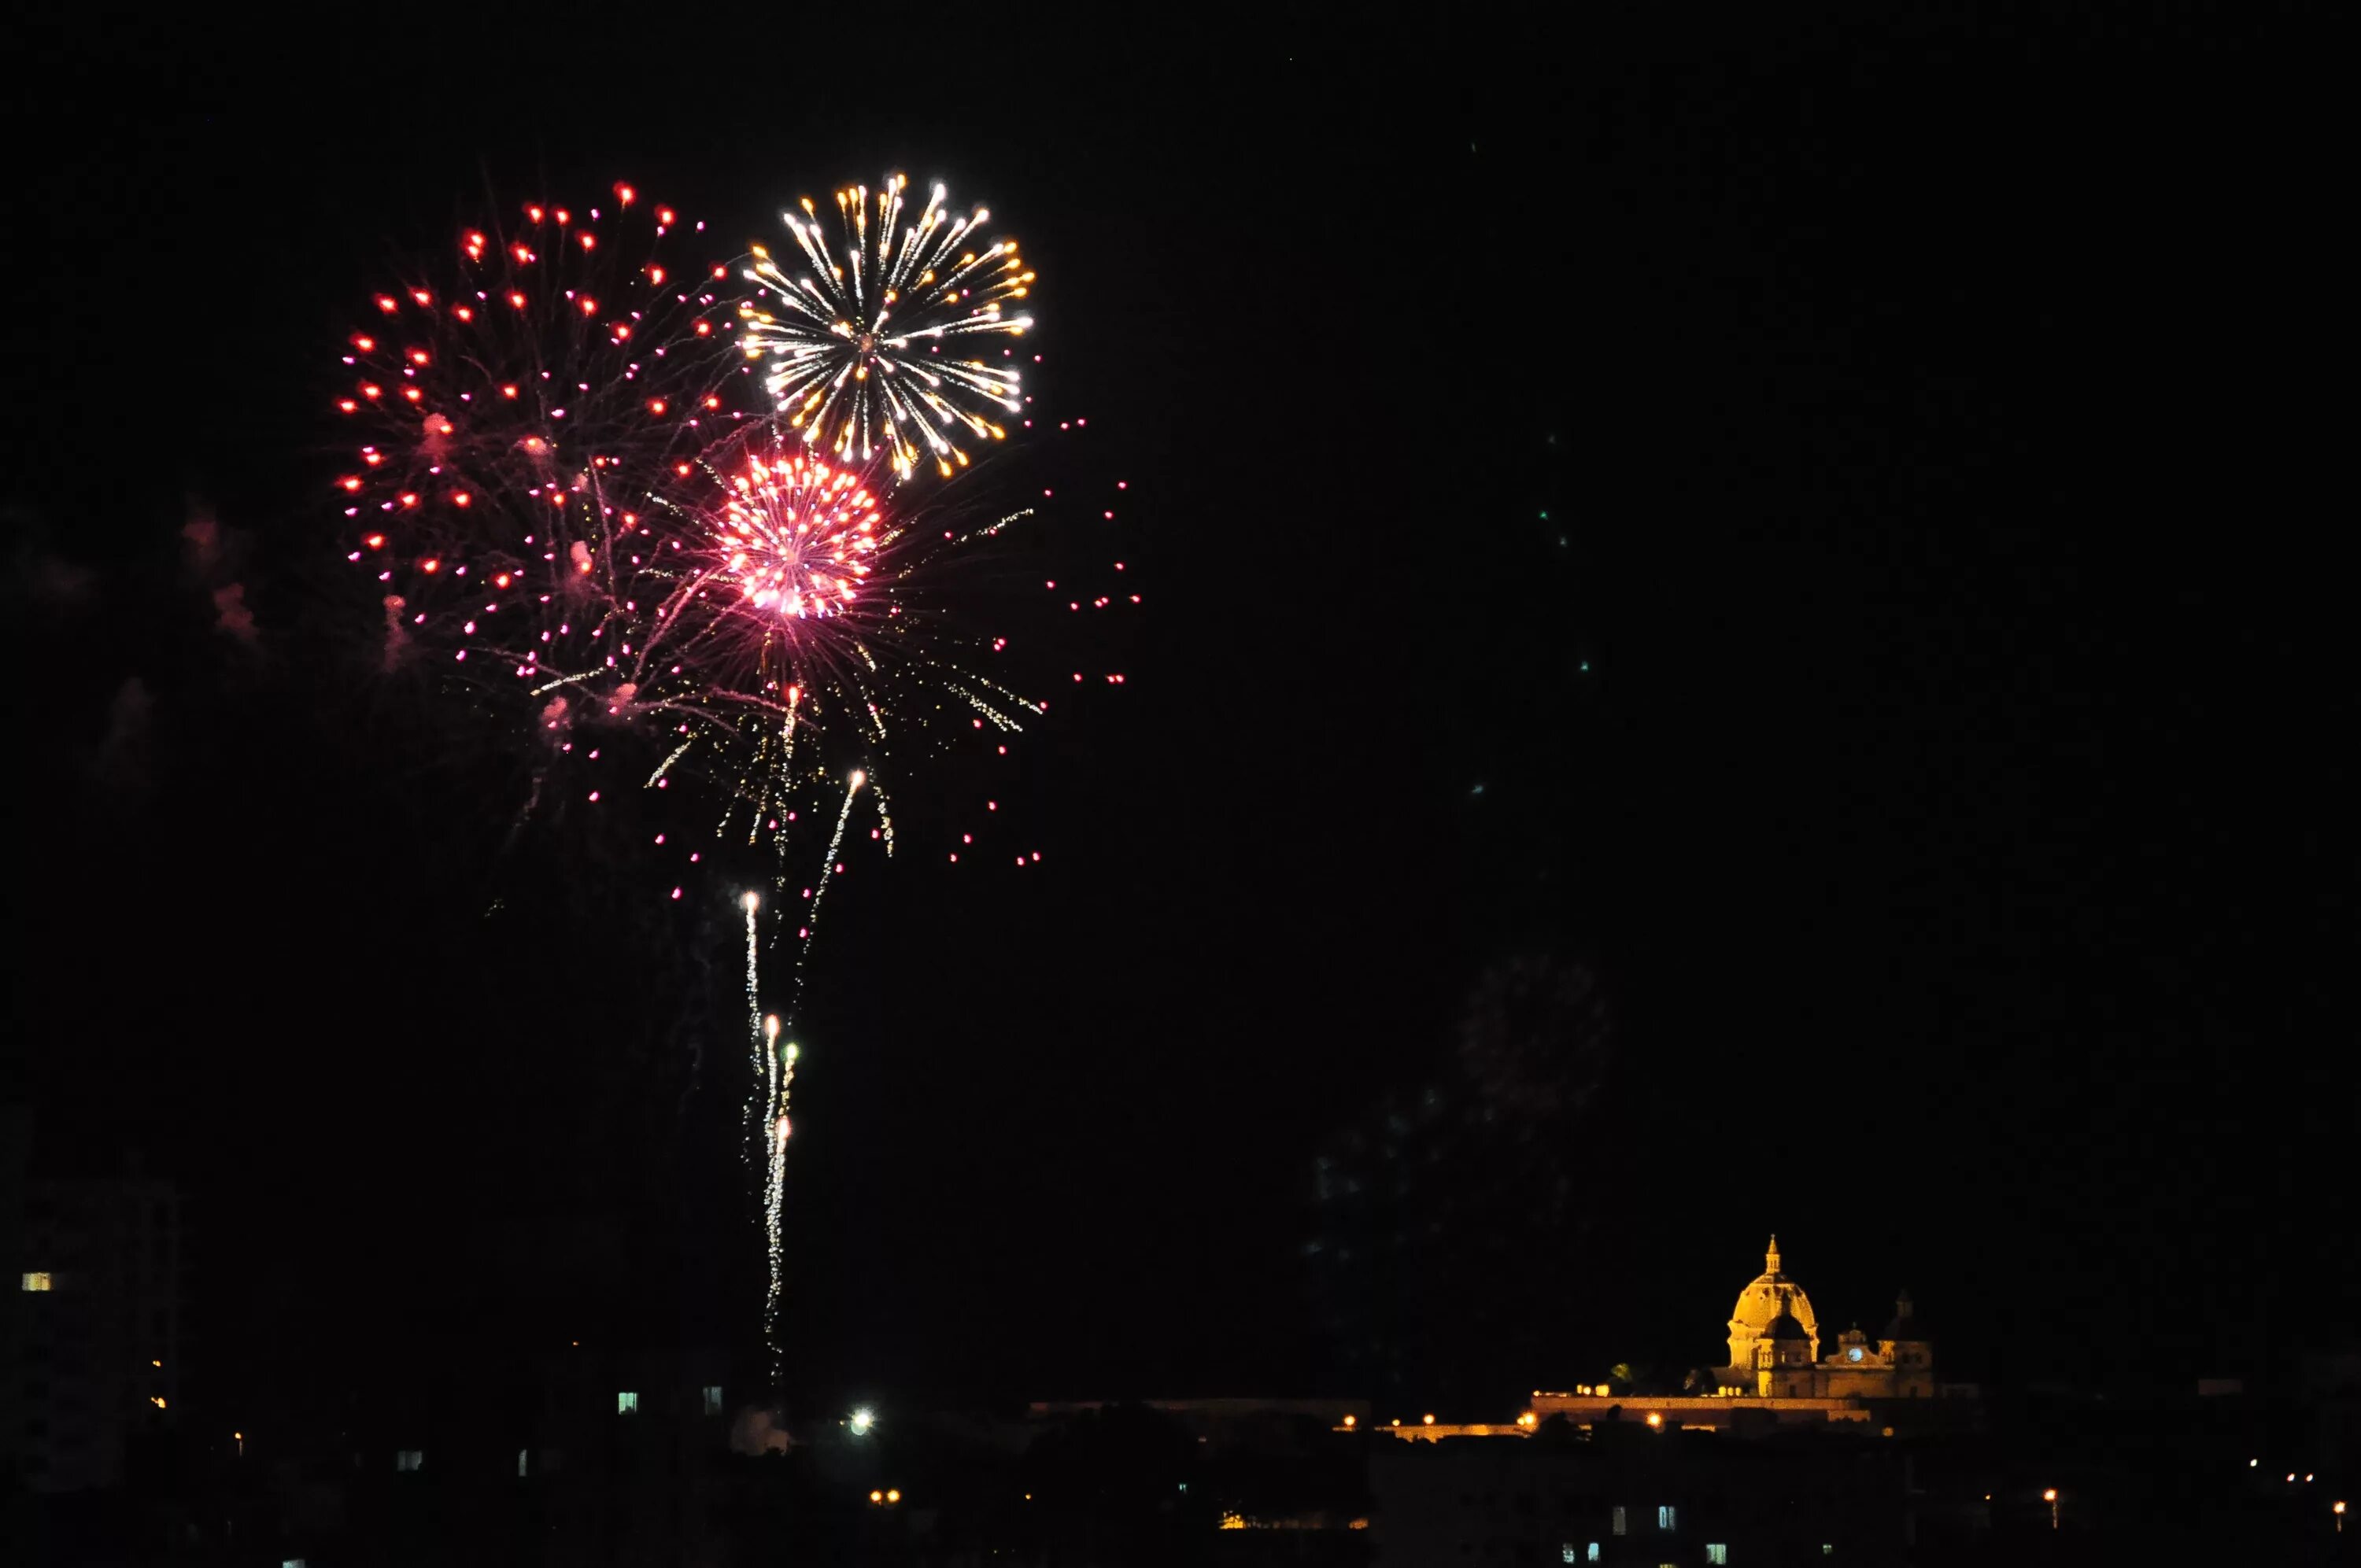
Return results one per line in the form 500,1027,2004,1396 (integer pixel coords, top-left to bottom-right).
9,9,2352,1420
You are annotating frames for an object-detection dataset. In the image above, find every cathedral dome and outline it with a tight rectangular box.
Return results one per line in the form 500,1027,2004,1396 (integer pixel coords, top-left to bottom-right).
1763,1309,1812,1341
1726,1236,1821,1359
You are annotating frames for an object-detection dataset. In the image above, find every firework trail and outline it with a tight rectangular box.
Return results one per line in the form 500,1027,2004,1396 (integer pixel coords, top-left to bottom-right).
760,1012,790,1374
742,175,1033,482
742,890,765,1156
750,767,863,1374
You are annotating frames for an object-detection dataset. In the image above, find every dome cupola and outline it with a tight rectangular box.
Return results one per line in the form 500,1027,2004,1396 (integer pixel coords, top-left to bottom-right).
1727,1234,1822,1366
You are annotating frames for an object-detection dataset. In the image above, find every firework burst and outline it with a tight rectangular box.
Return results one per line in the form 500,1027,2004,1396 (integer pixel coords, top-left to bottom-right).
592,430,1047,857
741,175,1034,481
336,183,757,689
338,175,1116,1387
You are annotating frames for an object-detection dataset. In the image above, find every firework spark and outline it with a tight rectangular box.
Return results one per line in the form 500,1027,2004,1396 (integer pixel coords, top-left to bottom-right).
742,175,1033,481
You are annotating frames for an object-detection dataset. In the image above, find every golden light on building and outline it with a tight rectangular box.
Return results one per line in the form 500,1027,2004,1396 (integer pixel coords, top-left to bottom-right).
869,1489,884,1504
1645,1412,1663,1429
1341,1415,1356,1428
1421,1413,1435,1426
885,1489,901,1503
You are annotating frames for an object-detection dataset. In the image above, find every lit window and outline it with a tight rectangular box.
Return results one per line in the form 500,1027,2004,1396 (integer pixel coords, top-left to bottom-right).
20,1272,52,1292
516,1448,528,1477
1587,1548,1600,1565
617,1390,639,1415
1658,1504,1678,1530
1561,1548,1576,1565
283,1559,309,1568
703,1385,723,1416
396,1449,423,1472
1613,1506,1628,1536
1708,1548,1730,1566
1823,1548,1834,1557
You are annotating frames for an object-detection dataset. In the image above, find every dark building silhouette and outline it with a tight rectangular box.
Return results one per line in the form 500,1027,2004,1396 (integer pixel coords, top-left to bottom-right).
6,1146,185,1495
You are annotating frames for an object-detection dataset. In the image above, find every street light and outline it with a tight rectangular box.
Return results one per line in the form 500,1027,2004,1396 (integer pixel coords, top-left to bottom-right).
2334,1500,2345,1533
848,1407,875,1436
2043,1489,2059,1530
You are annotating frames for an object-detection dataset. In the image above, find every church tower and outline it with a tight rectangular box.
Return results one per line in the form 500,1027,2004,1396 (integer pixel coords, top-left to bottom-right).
1878,1290,1936,1396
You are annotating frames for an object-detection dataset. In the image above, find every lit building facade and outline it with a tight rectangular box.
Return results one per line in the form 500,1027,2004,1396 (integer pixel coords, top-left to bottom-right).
1718,1234,1935,1399
1509,1236,1971,1434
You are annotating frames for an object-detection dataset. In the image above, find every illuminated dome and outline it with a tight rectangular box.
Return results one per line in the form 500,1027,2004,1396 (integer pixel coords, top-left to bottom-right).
1727,1235,1822,1363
